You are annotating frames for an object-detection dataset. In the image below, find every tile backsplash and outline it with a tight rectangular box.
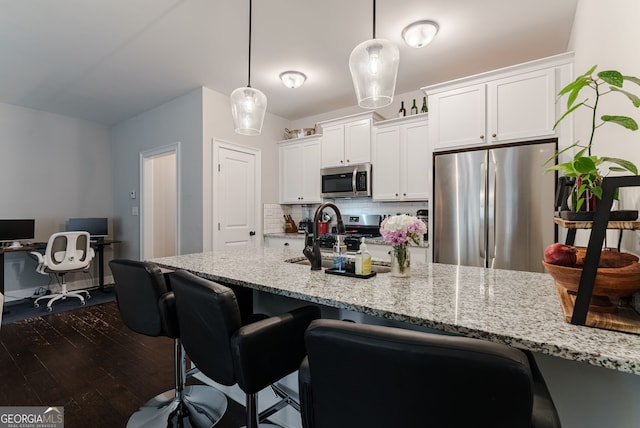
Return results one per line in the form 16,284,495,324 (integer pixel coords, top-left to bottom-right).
264,200,428,234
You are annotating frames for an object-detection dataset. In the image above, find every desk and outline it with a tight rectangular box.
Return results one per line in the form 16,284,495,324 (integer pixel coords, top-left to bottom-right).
0,240,120,295
90,239,120,291
0,245,37,295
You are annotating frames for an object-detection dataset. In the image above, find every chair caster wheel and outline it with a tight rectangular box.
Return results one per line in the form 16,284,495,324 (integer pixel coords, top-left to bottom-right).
47,307,53,312
34,303,40,308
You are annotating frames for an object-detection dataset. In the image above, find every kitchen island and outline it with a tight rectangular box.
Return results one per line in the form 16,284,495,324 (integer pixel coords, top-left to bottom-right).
152,246,640,428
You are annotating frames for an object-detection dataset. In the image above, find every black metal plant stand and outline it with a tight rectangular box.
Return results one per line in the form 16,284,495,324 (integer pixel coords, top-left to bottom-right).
569,175,640,326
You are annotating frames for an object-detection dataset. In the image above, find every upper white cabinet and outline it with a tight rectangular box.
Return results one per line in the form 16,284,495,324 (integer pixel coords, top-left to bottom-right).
372,115,430,201
278,136,322,204
317,112,382,168
424,53,573,151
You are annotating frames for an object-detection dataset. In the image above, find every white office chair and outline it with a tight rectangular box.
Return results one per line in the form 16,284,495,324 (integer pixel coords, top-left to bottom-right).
31,231,95,311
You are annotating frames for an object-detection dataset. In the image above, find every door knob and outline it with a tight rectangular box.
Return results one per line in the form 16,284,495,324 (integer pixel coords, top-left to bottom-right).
249,231,256,236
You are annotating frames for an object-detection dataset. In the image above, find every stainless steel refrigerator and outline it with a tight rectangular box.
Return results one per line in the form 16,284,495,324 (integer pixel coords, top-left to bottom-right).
433,140,556,273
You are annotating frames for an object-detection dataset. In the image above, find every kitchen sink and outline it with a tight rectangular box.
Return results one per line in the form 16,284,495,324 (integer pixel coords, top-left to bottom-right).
286,257,391,274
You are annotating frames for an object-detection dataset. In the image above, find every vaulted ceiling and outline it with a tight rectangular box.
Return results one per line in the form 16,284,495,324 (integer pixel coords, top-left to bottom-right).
0,0,578,125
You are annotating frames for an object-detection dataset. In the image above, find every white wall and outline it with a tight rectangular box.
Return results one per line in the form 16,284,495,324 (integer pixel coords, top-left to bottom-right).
569,0,640,254
0,102,112,300
112,86,288,260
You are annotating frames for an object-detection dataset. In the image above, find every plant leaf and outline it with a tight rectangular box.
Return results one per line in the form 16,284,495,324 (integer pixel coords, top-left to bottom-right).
558,73,591,96
601,115,639,131
599,70,623,87
601,157,639,174
544,142,582,165
553,102,584,129
546,162,577,174
623,75,640,87
573,156,597,174
610,87,640,107
591,186,603,199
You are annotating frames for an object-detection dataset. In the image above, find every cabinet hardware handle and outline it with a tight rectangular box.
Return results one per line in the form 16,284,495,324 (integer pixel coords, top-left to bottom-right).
492,133,497,138
346,159,350,163
480,135,485,139
403,193,407,196
340,160,344,163
249,231,256,236
395,193,399,196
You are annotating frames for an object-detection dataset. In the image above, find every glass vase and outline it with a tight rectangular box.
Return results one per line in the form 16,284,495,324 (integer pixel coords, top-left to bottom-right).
390,245,410,278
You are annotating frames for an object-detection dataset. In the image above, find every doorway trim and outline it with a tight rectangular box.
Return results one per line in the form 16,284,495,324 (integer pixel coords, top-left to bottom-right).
203,138,261,251
139,142,181,259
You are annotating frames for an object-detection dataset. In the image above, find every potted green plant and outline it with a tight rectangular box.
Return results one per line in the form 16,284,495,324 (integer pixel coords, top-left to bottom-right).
547,65,640,219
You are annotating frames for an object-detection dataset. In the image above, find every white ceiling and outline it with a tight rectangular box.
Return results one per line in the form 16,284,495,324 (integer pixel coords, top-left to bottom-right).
0,0,578,126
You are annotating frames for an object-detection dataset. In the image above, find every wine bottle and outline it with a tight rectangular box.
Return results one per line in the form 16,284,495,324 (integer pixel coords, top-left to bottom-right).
398,101,406,117
410,99,418,115
421,96,428,113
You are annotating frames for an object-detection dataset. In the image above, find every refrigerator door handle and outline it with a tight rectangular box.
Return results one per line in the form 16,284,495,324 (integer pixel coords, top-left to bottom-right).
479,161,486,260
487,159,497,266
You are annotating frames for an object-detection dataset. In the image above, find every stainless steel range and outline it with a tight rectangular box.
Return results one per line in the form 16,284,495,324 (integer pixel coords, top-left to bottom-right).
317,214,381,251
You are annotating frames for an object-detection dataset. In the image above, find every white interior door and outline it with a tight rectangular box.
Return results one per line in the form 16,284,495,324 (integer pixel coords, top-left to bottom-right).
216,144,259,248
140,144,180,259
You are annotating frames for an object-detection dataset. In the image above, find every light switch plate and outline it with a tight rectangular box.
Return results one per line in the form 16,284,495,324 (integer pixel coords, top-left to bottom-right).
132,206,139,216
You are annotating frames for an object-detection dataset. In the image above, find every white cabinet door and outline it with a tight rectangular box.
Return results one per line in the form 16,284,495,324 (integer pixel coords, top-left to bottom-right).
280,143,303,204
430,83,486,150
300,141,321,202
320,125,345,168
345,118,372,165
403,121,431,200
372,126,401,200
487,68,556,142
279,138,321,204
373,117,430,201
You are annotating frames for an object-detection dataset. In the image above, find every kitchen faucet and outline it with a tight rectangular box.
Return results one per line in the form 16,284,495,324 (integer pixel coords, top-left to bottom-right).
303,203,345,270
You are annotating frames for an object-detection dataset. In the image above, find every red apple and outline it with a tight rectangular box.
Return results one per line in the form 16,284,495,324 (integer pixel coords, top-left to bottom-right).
544,243,578,267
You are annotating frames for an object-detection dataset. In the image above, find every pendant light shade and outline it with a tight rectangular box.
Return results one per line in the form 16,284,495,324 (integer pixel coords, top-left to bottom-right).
230,86,267,136
349,0,399,109
231,0,266,135
349,38,399,108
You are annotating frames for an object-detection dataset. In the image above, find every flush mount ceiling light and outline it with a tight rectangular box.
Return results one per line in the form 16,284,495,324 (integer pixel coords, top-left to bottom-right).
349,0,399,109
402,20,439,48
230,0,267,136
279,71,307,89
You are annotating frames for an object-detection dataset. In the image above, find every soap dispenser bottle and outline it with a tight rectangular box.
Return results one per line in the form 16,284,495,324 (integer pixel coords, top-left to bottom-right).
333,235,344,271
355,237,372,275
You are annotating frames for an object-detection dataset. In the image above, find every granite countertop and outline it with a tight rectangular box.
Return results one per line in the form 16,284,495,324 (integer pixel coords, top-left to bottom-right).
151,246,640,375
264,232,428,247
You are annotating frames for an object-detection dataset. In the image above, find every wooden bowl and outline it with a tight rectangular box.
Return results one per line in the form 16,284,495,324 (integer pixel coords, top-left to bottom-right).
542,261,640,297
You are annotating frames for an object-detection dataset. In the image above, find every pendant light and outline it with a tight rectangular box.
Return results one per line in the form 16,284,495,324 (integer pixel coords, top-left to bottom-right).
231,0,267,135
349,0,399,109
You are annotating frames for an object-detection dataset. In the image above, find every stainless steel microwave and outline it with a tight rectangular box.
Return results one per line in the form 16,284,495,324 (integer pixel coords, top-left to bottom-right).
320,163,372,198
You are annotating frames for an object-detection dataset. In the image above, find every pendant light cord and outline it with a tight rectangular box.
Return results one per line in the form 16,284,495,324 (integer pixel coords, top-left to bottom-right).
247,0,253,88
372,0,376,39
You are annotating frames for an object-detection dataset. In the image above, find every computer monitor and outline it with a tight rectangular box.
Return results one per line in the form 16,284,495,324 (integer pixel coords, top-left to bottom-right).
67,217,108,239
0,219,35,247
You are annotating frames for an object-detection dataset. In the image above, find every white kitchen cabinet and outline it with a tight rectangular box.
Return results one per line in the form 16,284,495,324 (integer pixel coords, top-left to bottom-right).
372,116,430,201
317,112,382,168
278,136,321,204
424,53,573,151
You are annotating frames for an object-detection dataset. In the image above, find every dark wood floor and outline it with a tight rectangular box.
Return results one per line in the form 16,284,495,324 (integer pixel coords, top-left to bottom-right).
0,301,248,428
